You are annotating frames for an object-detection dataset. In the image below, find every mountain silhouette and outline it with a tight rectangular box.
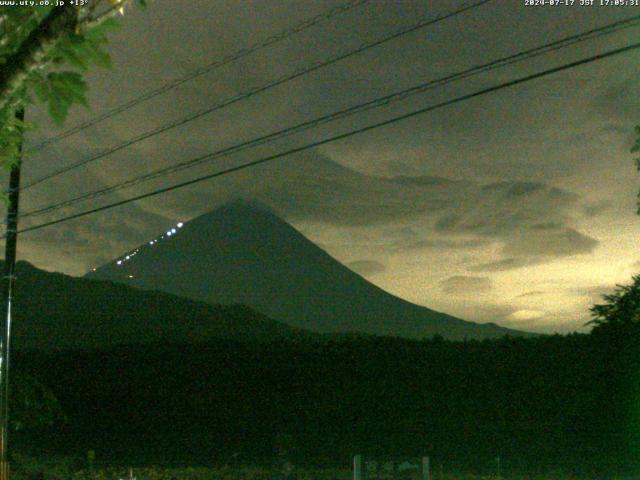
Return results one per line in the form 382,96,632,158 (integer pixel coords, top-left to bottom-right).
6,260,310,350
86,201,528,340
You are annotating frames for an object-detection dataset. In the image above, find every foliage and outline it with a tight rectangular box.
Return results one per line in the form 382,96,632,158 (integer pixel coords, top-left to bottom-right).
10,372,64,431
0,1,145,173
10,453,82,480
589,275,640,333
0,108,27,170
15,330,639,477
5,462,621,480
592,117,640,327
71,466,279,480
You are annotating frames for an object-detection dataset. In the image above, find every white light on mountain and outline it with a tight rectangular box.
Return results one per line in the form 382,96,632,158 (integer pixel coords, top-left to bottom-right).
171,228,176,234
167,231,172,236
177,222,183,228
149,241,153,245
117,260,122,265
126,255,130,260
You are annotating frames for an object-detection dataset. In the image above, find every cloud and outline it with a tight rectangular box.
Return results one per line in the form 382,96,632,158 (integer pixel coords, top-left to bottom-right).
469,228,599,273
143,151,590,256
591,77,640,122
503,227,599,257
469,258,535,272
573,284,618,306
516,290,546,298
118,148,580,231
507,310,546,322
347,260,386,276
17,203,171,276
583,201,612,218
22,148,595,276
433,181,579,237
439,276,493,295
404,238,490,251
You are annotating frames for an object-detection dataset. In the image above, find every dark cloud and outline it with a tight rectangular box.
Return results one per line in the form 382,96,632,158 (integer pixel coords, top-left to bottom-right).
530,222,564,231
468,227,599,272
20,146,595,275
468,258,535,272
433,181,579,237
17,203,170,275
583,201,612,218
112,148,582,234
150,150,588,246
439,276,493,295
481,181,544,198
503,227,599,257
378,225,489,252
466,226,599,274
404,238,489,251
347,260,386,276
516,290,546,298
592,77,640,122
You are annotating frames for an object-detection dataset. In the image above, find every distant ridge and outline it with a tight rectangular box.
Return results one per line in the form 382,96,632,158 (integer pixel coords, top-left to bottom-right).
7,260,311,351
86,201,530,340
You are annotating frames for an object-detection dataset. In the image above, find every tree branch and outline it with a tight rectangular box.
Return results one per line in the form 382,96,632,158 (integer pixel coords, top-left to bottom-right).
79,0,133,31
0,5,78,112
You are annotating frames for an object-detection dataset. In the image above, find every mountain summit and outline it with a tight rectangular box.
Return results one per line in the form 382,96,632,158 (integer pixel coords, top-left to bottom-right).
86,201,528,340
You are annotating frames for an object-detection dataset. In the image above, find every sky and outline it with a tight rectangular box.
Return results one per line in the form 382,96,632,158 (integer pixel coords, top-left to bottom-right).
13,0,640,334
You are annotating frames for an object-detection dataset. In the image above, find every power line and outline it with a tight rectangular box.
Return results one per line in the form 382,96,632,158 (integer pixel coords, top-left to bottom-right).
21,0,492,190
12,40,640,237
20,14,640,219
25,0,371,153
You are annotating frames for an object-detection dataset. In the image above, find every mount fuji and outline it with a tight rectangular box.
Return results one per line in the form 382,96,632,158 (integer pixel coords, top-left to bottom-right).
86,201,528,340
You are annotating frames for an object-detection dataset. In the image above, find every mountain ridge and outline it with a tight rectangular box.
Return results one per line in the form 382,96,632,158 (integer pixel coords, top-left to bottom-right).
6,259,313,350
86,201,530,340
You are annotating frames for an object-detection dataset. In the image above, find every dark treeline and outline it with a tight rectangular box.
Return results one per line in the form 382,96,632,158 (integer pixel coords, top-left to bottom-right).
9,323,640,477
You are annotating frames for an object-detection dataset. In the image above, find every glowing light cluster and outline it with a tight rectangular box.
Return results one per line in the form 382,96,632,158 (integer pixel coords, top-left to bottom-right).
115,221,184,267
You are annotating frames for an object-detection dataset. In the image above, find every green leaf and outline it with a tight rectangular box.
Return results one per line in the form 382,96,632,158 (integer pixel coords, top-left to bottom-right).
85,17,121,41
58,45,89,71
91,47,112,68
44,72,89,123
0,1,127,167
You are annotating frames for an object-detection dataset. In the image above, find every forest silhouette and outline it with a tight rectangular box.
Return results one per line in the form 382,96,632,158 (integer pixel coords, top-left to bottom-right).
10,309,640,477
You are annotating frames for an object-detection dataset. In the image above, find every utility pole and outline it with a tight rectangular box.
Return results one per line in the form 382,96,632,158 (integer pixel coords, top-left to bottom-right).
0,107,24,480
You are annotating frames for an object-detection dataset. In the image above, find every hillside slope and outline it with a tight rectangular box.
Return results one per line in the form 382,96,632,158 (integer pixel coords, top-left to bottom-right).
8,260,310,350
